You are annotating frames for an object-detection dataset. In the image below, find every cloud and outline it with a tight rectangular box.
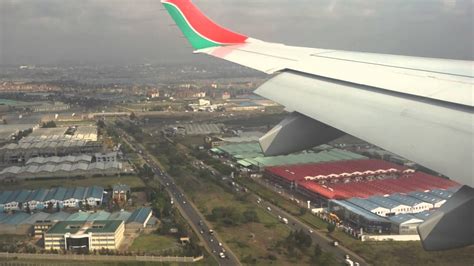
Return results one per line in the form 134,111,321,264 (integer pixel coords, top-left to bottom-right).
0,0,472,65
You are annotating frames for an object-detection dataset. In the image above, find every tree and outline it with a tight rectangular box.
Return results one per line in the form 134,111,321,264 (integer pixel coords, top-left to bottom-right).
242,210,259,223
41,121,57,128
327,223,336,233
313,244,322,258
299,207,307,216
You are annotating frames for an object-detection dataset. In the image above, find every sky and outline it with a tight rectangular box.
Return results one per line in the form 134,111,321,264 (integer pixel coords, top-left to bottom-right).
0,0,472,66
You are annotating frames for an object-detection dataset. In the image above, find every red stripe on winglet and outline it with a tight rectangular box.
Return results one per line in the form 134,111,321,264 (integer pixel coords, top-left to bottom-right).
164,0,248,44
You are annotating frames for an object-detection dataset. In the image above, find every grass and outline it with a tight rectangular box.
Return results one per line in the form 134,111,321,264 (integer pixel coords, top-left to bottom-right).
129,234,179,253
171,171,315,265
0,175,146,191
331,230,474,266
238,177,328,230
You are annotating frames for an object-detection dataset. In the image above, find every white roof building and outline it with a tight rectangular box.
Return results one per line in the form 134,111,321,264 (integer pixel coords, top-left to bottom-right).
346,197,391,216
408,191,446,208
367,196,412,215
388,194,433,213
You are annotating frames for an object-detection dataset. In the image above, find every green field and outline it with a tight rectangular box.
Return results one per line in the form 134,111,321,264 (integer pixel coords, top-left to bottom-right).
172,171,315,265
130,234,179,253
0,175,146,191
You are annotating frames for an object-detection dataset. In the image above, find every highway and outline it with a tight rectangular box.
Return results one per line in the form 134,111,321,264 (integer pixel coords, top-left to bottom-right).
115,127,240,266
193,158,368,266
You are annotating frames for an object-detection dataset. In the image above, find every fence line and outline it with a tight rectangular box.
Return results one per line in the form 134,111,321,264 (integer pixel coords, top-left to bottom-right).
0,252,204,263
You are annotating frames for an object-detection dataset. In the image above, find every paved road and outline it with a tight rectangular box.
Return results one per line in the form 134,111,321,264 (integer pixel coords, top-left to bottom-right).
115,128,239,266
192,158,368,266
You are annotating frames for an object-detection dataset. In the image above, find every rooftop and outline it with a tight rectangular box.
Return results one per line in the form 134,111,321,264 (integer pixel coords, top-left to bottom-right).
127,207,152,224
266,159,406,182
47,220,123,235
330,199,388,222
388,213,424,225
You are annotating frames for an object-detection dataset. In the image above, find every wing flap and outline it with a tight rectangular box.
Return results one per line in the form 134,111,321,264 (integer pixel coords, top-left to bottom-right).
255,72,473,187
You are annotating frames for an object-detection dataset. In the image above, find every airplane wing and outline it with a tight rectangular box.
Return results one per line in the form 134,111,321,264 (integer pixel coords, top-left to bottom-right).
161,0,474,250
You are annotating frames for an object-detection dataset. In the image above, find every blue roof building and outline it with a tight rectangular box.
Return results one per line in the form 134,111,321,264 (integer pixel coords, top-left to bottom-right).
428,189,453,200
126,207,153,229
329,199,391,234
408,191,446,208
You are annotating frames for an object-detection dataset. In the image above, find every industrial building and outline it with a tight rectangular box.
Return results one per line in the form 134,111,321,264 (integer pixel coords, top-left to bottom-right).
0,207,154,236
43,220,124,251
0,186,104,212
265,158,459,236
266,159,457,201
211,142,366,169
0,126,101,164
0,161,122,180
0,140,102,164
112,184,131,202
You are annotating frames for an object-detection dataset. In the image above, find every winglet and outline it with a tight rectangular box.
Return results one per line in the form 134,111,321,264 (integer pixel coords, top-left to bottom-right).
161,0,248,50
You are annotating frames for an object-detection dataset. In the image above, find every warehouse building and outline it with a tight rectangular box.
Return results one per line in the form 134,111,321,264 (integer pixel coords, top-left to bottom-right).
388,214,424,235
268,159,458,202
0,140,102,164
26,155,92,166
328,199,392,234
428,189,454,200
44,220,125,251
0,208,154,236
346,198,391,217
367,196,412,216
408,191,446,208
0,186,104,212
126,207,153,232
212,142,366,170
0,161,122,180
388,194,433,213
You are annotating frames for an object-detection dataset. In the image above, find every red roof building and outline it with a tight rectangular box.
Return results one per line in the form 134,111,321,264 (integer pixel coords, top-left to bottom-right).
265,159,459,200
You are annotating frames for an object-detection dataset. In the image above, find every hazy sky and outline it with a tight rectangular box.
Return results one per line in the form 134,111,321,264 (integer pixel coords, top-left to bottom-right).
0,0,472,65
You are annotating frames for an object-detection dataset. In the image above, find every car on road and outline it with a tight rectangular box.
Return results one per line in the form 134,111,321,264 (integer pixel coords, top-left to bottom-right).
266,207,272,212
333,241,339,247
218,242,223,247
309,229,314,233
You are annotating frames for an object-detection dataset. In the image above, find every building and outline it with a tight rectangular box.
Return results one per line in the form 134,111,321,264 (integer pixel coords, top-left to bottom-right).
367,196,412,216
268,160,458,202
0,161,122,180
213,142,366,170
408,191,446,208
346,198,391,217
0,140,102,164
388,194,433,213
126,207,152,232
0,186,104,212
94,152,117,163
43,220,124,251
112,184,130,202
328,199,392,234
1,207,153,236
26,155,92,166
388,214,424,235
32,102,70,112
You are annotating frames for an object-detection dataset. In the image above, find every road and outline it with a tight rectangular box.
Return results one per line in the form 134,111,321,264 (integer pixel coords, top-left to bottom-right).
193,158,368,266
115,127,240,266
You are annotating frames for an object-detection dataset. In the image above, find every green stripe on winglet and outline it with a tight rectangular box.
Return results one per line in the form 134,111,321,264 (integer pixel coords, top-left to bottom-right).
163,3,220,50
